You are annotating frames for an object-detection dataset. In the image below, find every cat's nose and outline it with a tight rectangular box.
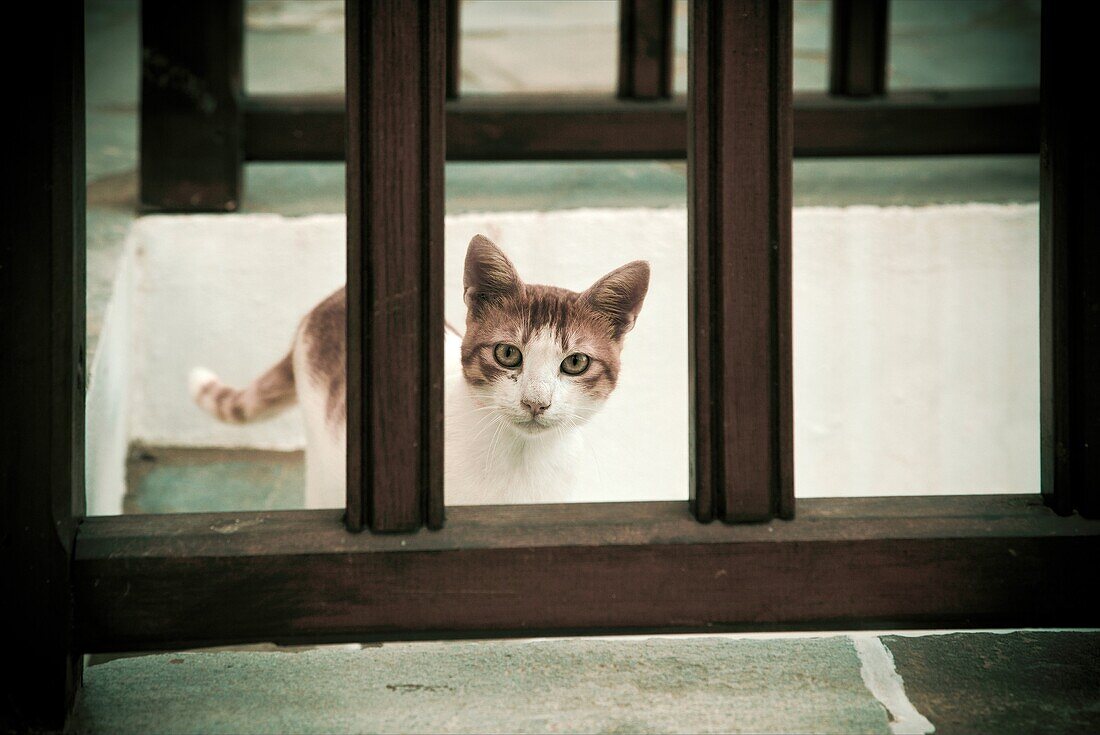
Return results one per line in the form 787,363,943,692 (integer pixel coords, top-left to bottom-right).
521,398,551,417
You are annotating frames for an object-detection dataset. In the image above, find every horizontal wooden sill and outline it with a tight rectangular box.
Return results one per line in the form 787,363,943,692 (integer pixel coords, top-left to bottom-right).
74,495,1098,652
243,89,1039,161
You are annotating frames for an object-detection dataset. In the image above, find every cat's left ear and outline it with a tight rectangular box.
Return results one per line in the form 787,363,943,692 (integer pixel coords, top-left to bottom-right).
464,234,522,315
582,260,650,339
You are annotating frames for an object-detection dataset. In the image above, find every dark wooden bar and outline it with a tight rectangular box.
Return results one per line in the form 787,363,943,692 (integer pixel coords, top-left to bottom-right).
346,0,445,532
794,89,1037,156
243,95,345,161
829,0,889,97
248,94,685,161
73,496,1100,651
1,2,85,728
447,0,460,99
447,95,684,160
241,89,1038,161
140,0,243,211
1040,2,1099,519
618,0,675,100
425,1,447,530
688,0,794,523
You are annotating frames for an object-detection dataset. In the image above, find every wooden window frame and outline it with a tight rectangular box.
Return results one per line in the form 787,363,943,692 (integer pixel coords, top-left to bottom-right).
4,0,1096,729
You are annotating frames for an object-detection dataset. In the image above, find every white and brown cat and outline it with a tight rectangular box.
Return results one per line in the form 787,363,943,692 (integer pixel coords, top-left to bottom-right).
189,235,649,507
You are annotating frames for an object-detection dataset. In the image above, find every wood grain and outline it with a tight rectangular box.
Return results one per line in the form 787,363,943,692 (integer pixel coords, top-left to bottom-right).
686,0,714,522
346,0,445,532
689,0,794,522
73,497,1100,651
1039,2,1100,518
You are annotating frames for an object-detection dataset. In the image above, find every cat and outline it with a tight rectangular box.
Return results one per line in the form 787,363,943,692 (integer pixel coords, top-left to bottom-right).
189,234,649,508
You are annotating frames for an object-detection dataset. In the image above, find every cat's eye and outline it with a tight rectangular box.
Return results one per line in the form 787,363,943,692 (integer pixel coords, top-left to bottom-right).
560,353,590,375
493,343,523,368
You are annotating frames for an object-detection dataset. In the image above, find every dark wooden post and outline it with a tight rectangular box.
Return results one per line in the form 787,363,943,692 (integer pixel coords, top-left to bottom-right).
346,0,446,532
1,2,86,729
1040,1,1099,519
140,0,243,211
618,0,675,100
446,0,461,99
688,0,794,523
829,0,889,97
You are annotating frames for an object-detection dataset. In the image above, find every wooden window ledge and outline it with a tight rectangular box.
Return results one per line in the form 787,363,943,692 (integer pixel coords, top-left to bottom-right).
75,495,1099,652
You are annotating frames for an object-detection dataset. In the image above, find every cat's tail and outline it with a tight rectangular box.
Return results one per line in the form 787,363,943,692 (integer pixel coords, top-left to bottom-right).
188,352,297,424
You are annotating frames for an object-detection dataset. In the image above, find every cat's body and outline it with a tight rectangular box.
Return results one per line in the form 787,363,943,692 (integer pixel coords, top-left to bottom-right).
190,235,649,507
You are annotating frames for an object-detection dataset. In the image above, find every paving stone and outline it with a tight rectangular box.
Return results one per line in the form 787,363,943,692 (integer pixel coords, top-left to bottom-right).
883,631,1100,735
73,637,890,734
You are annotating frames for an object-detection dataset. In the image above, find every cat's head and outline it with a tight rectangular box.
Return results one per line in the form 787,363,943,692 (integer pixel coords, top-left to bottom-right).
461,234,649,437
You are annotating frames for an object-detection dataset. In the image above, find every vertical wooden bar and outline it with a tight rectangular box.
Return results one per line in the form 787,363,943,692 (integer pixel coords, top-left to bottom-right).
1040,1,1099,519
688,0,794,523
618,0,675,99
775,1,796,521
426,0,447,530
829,0,889,97
140,0,243,211
687,0,715,523
1,1,85,728
446,0,460,99
346,0,446,532
346,0,365,531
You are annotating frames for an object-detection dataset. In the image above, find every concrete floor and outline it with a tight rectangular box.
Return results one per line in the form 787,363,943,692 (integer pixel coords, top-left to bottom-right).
77,3,1091,735
74,632,1100,734
124,447,302,514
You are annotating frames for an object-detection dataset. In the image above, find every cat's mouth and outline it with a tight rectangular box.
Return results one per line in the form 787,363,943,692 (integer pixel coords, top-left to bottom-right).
511,416,554,434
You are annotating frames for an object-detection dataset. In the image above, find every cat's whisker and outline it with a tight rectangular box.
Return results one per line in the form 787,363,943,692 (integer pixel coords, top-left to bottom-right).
460,404,501,422
483,420,505,477
466,406,499,426
583,425,606,488
464,407,499,431
468,415,498,440
464,419,496,446
554,413,606,488
467,410,504,442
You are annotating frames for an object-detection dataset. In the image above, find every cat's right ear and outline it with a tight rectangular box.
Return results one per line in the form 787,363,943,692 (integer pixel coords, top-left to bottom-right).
463,235,522,314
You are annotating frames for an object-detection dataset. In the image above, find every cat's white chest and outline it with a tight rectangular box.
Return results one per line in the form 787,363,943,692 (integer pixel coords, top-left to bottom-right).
301,336,586,509
444,378,581,505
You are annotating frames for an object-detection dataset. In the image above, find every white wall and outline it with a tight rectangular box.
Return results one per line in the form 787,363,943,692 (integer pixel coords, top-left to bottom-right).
128,215,345,450
85,228,137,516
114,204,1038,503
793,204,1038,496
